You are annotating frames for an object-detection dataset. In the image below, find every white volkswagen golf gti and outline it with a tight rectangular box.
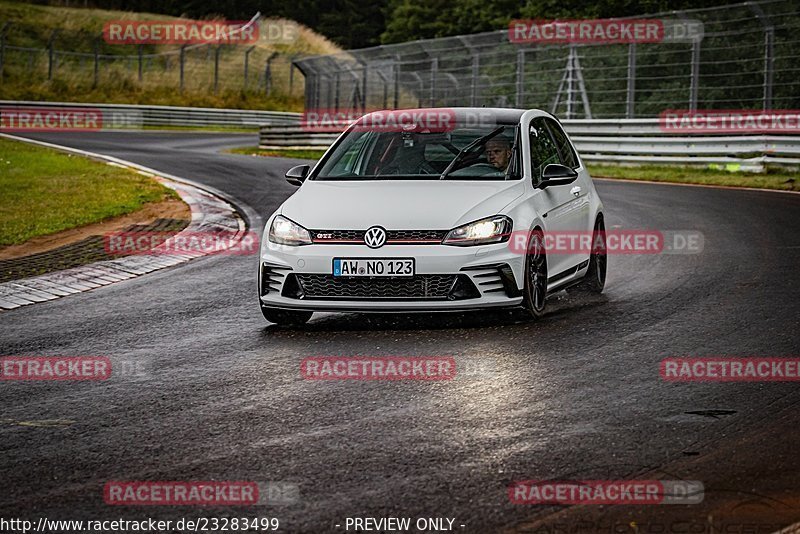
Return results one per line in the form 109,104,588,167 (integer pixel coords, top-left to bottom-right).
258,108,606,325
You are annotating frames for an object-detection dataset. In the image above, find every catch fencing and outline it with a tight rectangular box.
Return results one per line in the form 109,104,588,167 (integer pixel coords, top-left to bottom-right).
0,15,302,99
293,0,800,119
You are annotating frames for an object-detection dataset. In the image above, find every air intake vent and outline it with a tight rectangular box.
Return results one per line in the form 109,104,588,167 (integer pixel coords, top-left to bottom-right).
260,263,292,296
285,274,477,300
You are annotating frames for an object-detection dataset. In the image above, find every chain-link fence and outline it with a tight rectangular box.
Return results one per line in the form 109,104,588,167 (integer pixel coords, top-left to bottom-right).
294,0,800,118
0,16,304,102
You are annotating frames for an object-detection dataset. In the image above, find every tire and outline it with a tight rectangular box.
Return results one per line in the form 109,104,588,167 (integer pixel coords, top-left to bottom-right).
260,305,312,326
574,216,606,294
520,228,548,319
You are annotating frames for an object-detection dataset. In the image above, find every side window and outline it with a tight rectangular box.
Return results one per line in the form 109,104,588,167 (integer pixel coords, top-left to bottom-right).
327,132,371,176
545,119,578,169
528,118,560,183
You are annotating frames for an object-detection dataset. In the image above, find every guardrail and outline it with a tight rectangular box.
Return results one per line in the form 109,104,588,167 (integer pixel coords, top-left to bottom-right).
0,100,301,129
5,102,796,171
259,119,800,172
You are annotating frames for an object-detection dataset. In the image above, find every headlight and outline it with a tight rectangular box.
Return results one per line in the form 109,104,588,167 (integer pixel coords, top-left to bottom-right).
442,215,512,246
268,215,312,246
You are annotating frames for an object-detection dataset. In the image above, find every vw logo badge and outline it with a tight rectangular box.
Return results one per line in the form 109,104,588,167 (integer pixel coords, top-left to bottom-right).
364,226,387,249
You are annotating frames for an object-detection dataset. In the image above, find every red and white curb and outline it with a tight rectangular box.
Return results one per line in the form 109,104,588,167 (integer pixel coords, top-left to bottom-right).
0,133,247,311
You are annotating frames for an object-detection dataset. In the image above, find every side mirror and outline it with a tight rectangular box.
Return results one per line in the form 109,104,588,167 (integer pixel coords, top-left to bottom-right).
285,165,309,186
537,163,578,189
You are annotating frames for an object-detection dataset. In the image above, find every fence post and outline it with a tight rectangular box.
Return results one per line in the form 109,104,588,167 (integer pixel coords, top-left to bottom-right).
265,53,277,95
393,55,400,108
515,49,525,108
314,73,321,110
0,22,10,83
326,73,333,109
93,37,100,87
244,45,255,90
361,61,368,112
689,40,700,111
566,46,575,119
137,45,143,82
179,45,186,92
748,2,774,110
334,71,341,111
47,30,59,80
381,71,388,109
214,46,221,93
763,28,774,110
676,10,701,111
429,57,438,107
456,37,479,107
373,70,389,109
626,43,636,118
264,59,272,96
471,55,479,107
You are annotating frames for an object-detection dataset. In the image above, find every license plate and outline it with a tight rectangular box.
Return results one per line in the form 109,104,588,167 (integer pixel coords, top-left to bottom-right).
333,258,414,277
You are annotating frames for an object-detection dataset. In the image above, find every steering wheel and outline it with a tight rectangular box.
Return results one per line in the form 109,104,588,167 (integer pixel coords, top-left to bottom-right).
464,163,502,175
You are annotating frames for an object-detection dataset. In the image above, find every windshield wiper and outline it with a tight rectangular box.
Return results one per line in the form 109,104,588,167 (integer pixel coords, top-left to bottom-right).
439,126,506,180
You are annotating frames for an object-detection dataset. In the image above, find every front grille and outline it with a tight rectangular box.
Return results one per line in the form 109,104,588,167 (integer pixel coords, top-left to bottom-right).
310,229,447,244
388,230,448,241
290,274,461,300
312,230,364,241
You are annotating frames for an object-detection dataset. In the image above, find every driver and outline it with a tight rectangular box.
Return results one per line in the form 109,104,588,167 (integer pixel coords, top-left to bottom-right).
485,136,512,171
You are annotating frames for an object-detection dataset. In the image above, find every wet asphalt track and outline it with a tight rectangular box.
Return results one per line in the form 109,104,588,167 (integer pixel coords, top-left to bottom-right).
1,131,799,532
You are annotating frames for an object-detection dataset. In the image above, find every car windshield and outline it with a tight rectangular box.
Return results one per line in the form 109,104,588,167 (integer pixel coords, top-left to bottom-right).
313,124,519,181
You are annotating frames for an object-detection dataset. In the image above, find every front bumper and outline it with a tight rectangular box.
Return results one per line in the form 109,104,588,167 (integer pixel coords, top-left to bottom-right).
259,240,525,312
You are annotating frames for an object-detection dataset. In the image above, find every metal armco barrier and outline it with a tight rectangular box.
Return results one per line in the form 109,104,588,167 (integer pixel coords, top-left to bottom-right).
0,100,301,129
258,119,800,172
258,126,339,148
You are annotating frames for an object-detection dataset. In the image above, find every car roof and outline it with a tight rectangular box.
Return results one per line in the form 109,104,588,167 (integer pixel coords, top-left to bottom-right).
360,107,541,125
449,107,528,123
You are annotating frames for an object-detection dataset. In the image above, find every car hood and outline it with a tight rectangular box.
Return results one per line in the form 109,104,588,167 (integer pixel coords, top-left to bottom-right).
279,180,525,230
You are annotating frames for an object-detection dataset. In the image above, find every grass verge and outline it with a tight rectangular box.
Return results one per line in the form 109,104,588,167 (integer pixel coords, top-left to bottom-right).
587,164,800,192
0,137,179,247
228,146,326,160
